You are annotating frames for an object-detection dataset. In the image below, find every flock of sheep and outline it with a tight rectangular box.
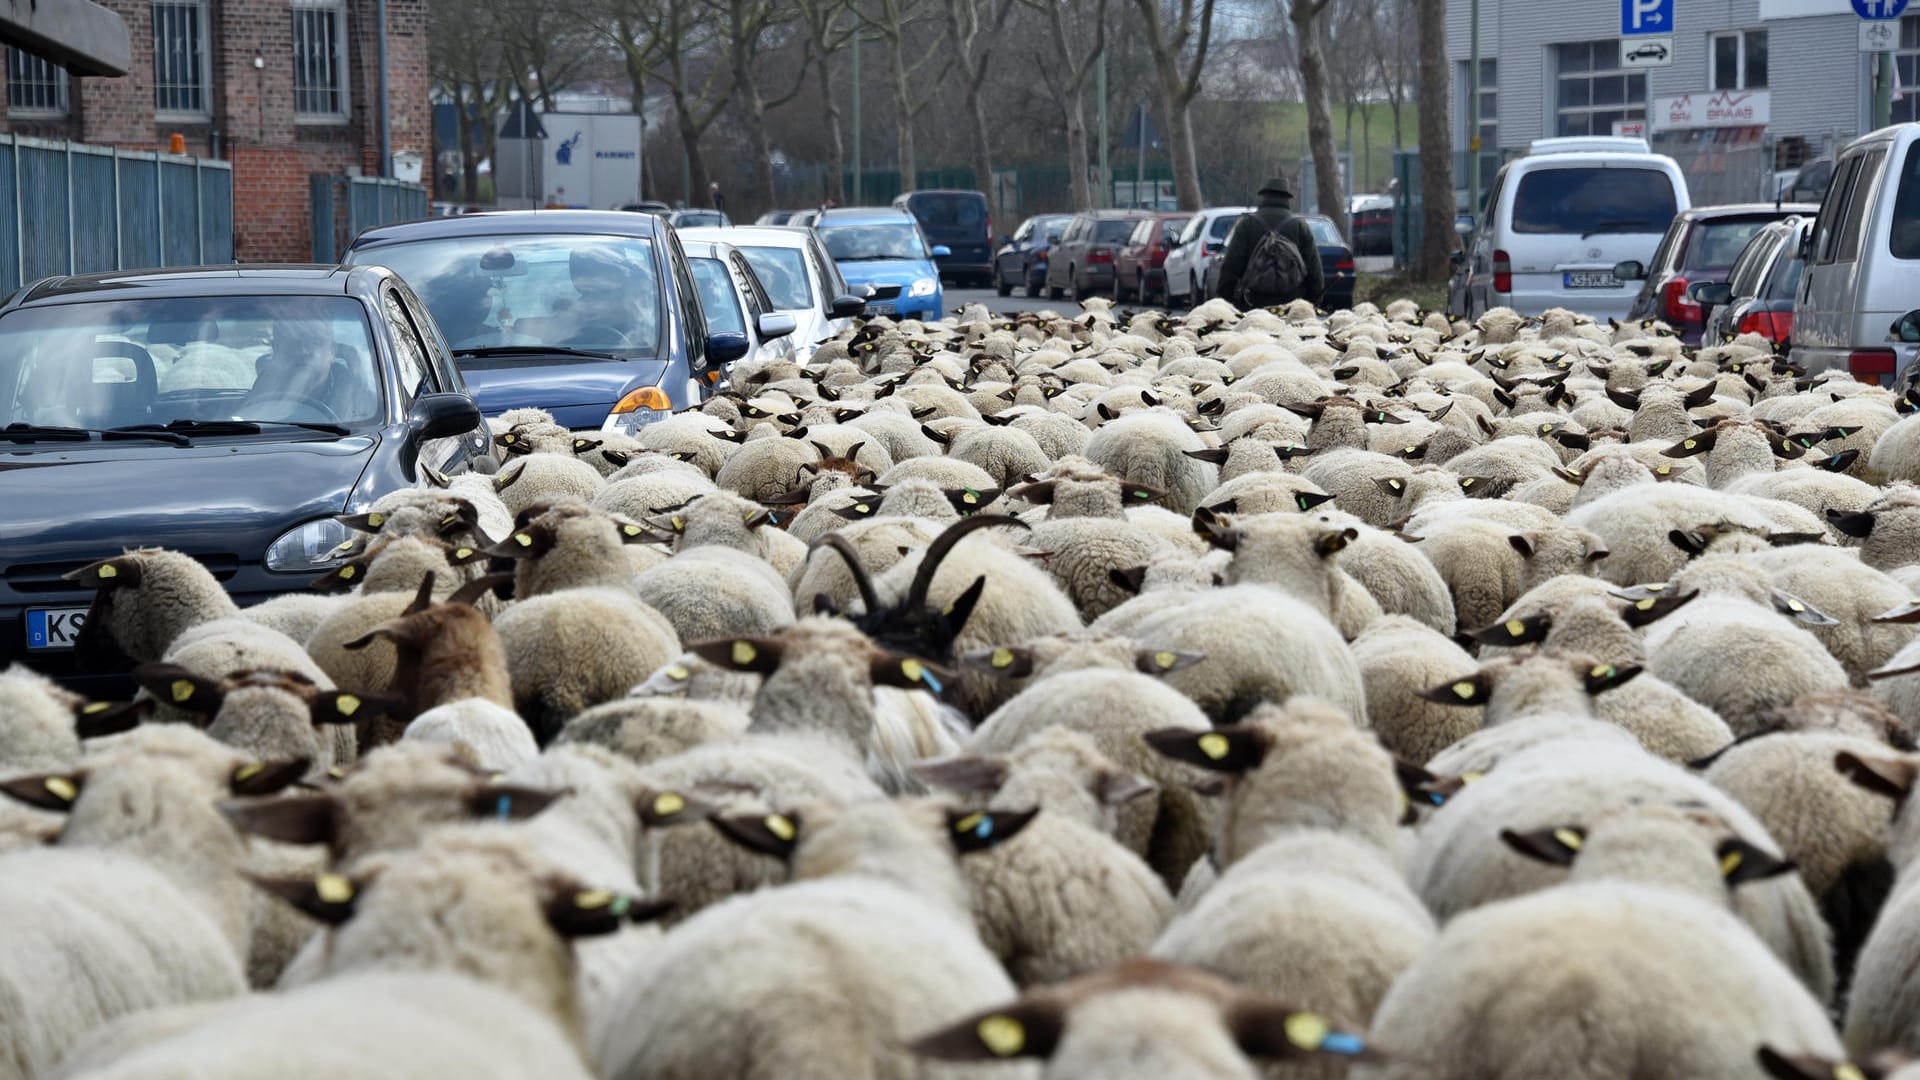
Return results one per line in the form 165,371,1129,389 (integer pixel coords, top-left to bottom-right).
11,293,1920,1079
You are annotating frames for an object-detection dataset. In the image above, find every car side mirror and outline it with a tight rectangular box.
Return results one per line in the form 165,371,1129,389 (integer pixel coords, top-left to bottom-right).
1613,260,1646,282
1449,251,1465,266
931,245,952,258
829,294,867,318
1688,282,1733,307
1892,310,1920,343
408,393,483,442
707,331,751,367
756,312,798,341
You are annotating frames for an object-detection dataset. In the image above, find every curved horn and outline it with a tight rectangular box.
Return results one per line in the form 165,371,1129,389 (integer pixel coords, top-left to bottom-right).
806,532,882,616
908,514,1030,612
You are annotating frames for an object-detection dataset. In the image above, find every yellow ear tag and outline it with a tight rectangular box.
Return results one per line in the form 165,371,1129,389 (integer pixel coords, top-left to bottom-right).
1635,598,1657,611
954,811,985,834
1719,851,1743,877
1462,771,1485,784
82,701,111,715
665,665,690,681
1396,788,1410,818
1656,465,1672,475
327,766,348,779
1283,1012,1330,1051
1644,583,1667,592
234,762,266,782
367,513,384,528
43,776,77,801
900,658,926,682
990,648,1015,669
1541,424,1554,433
1683,440,1697,450
335,694,362,717
763,814,797,841
671,516,685,530
1452,681,1478,700
731,641,758,665
1155,651,1178,669
1836,1064,1869,1080
97,563,119,579
1460,478,1475,488
514,533,533,547
1505,619,1527,637
170,679,196,703
339,564,357,580
1553,828,1584,851
455,548,474,560
653,792,686,817
441,514,460,526
623,525,642,537
315,873,354,904
1788,599,1806,612
856,504,871,513
1196,733,1231,760
976,1015,1026,1057
1590,664,1615,680
574,888,615,909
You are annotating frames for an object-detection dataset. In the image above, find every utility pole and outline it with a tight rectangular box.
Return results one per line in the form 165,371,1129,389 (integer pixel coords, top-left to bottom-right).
852,32,863,203
1466,0,1479,226
1876,50,1895,130
1097,50,1108,208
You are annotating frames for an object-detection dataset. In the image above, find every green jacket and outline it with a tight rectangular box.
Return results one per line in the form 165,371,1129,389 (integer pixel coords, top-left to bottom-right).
1213,200,1325,308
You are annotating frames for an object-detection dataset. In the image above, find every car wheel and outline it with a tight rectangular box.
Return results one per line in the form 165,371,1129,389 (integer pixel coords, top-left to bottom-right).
995,265,1012,298
1026,273,1042,299
1048,273,1065,301
1191,274,1202,308
1072,269,1091,302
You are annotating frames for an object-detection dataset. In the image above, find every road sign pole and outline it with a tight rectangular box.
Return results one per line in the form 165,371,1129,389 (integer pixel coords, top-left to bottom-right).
1467,0,1480,226
1877,49,1895,128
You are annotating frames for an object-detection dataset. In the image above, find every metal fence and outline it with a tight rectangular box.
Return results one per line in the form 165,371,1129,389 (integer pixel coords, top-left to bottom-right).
310,175,429,262
1392,149,1513,270
0,134,233,294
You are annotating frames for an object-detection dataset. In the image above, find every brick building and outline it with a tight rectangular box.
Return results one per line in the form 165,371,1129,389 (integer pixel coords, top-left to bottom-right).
0,0,429,261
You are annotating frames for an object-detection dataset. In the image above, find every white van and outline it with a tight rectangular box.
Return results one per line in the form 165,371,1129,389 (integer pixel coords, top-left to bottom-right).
1457,137,1690,321
1791,124,1920,387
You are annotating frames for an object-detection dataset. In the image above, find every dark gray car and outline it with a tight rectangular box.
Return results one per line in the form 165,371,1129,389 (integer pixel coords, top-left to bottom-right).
1045,210,1150,301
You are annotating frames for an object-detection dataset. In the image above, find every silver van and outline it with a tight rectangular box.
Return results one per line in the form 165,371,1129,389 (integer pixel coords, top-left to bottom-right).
1792,124,1920,387
1456,137,1690,322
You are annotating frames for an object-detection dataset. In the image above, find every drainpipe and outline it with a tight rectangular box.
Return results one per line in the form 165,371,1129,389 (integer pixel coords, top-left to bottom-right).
377,0,391,177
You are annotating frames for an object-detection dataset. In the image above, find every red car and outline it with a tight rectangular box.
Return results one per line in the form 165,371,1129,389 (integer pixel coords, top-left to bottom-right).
1113,213,1191,305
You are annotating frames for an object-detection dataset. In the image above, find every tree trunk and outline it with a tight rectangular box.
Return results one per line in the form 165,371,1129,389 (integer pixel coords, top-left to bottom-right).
889,40,917,187
458,93,478,201
967,86,994,220
1413,0,1455,282
1295,4,1346,235
673,95,713,206
1063,80,1092,211
733,45,778,211
1164,101,1202,211
1361,104,1372,191
818,52,846,203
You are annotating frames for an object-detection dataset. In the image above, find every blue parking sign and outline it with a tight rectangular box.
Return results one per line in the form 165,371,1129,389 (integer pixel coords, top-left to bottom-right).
1854,0,1908,18
1622,0,1673,34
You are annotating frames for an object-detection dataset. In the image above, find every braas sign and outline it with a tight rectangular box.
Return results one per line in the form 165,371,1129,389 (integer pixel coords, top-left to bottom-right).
1651,90,1773,131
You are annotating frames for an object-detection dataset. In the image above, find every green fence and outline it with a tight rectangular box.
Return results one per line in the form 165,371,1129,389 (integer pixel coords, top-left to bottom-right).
1391,149,1512,269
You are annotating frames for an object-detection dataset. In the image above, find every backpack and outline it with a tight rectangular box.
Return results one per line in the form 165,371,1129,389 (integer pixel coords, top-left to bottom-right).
1236,215,1310,306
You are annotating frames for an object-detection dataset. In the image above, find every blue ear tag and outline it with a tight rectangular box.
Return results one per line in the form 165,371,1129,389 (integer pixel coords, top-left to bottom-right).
921,669,944,694
974,816,994,839
1427,792,1446,806
496,794,513,820
1319,1032,1367,1057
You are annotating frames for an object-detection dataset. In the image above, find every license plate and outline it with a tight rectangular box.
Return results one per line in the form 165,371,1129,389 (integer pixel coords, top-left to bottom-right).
1564,271,1618,289
26,607,88,650
867,303,897,315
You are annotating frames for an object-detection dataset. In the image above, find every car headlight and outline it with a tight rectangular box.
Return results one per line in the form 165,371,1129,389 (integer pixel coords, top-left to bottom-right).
908,277,938,298
603,384,674,435
264,517,357,572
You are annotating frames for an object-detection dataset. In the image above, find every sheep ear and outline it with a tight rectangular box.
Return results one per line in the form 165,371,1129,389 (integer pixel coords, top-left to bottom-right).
1682,382,1718,409
1273,443,1316,460
1006,479,1056,503
912,755,1010,793
1108,565,1149,595
1605,387,1642,411
310,556,373,591
309,690,402,728
1661,430,1717,458
1142,727,1268,773
1756,1049,1882,1080
711,812,801,860
741,507,775,530
0,772,85,811
1874,601,1920,625
959,646,1034,679
1507,533,1537,560
947,807,1040,854
1295,491,1336,511
465,784,566,822
1835,750,1917,801
600,448,632,468
229,759,310,797
1813,449,1861,473
1469,614,1551,646
612,519,660,544
335,511,389,532
1620,589,1699,628
1716,838,1796,886
1374,477,1407,497
1191,506,1238,551
70,697,149,739
1829,508,1877,538
1418,671,1493,706
687,637,784,674
1551,466,1587,485
1669,529,1709,556
831,498,882,520
133,663,225,716
1552,430,1592,452
1365,409,1408,425
1771,591,1839,626
1135,648,1205,676
1314,527,1358,558
220,793,338,845
1227,1005,1382,1063
921,424,951,445
487,524,555,559
1182,447,1230,465
943,487,1000,516
869,654,955,695
1582,662,1642,695
1499,825,1586,866
544,887,674,938
636,788,714,828
247,871,363,925
909,1000,1064,1061
1645,358,1674,376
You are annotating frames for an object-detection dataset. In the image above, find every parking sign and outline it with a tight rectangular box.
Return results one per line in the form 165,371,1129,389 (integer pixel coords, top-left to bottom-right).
1854,0,1908,17
1622,0,1673,35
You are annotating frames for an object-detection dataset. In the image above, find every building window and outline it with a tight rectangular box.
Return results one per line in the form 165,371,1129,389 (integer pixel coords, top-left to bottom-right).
1459,58,1497,152
153,0,210,117
292,0,349,120
1554,40,1646,137
1709,29,1768,90
7,47,69,117
1894,16,1920,125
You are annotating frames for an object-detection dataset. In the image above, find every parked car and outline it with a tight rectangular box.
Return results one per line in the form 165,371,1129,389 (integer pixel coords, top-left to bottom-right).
345,210,748,434
788,209,820,227
992,213,1073,298
680,225,868,361
1786,158,1833,204
815,207,948,322
1112,212,1191,305
620,201,672,214
1349,194,1395,257
1615,202,1817,344
755,210,799,225
1203,214,1356,310
894,190,993,286
1456,136,1689,321
1792,123,1920,386
1164,207,1253,308
1045,210,1149,301
0,264,491,693
666,209,730,229
679,238,800,385
1694,215,1810,348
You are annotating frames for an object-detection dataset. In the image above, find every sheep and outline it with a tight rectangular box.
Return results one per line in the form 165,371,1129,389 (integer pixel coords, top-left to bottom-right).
127,663,376,779
1742,543,1920,684
1828,483,1920,574
491,453,606,517
1299,448,1414,528
633,541,795,643
1350,615,1482,763
1023,515,1172,620
493,589,682,744
1405,515,1608,632
64,548,238,663
713,432,819,501
1191,509,1382,636
949,424,1054,488
487,501,657,598
1083,407,1219,514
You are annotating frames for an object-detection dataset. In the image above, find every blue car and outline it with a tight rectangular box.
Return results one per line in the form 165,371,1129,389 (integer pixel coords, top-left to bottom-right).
814,207,948,322
345,211,750,434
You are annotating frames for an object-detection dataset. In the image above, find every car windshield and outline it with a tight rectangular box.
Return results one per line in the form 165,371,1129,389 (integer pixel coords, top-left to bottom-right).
0,296,379,432
1208,215,1238,240
910,196,985,227
820,223,927,261
1891,142,1920,259
736,246,814,310
357,234,662,359
1683,218,1777,270
689,257,746,336
1766,243,1807,299
1306,218,1343,246
674,211,726,228
1093,220,1135,243
1511,167,1677,235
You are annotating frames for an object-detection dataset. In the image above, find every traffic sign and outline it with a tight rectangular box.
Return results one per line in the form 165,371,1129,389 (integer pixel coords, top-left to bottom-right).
1862,20,1899,50
1622,0,1673,36
1854,0,1908,19
1622,36,1674,67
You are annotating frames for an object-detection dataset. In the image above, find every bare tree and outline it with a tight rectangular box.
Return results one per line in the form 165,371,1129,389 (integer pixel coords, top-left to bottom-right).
856,0,950,186
1128,0,1217,211
708,0,812,209
1023,0,1105,210
944,0,1018,219
1287,0,1345,235
431,0,516,200
797,0,857,201
601,0,734,206
1413,0,1454,281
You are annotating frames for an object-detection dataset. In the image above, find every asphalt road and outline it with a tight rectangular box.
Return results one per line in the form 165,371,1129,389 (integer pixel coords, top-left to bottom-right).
942,255,1393,318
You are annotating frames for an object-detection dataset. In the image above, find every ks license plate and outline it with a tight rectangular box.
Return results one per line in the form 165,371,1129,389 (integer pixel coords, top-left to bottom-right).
1564,271,1618,289
26,607,89,650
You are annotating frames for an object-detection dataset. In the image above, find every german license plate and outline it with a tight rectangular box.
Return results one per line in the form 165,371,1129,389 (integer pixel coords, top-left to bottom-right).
867,303,897,315
1564,271,1618,289
26,607,88,650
